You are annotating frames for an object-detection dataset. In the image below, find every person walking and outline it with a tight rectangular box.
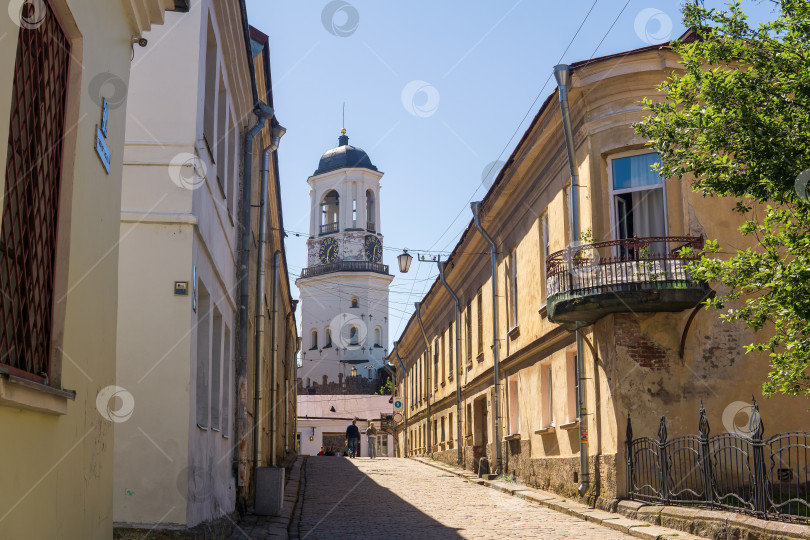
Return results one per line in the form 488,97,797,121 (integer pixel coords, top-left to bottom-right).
366,422,378,459
345,418,360,458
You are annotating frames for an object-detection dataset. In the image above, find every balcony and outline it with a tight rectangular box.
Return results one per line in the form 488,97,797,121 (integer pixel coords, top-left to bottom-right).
320,222,339,235
300,260,389,278
546,236,711,328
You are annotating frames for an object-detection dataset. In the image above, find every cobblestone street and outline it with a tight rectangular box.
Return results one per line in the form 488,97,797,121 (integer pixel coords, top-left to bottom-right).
289,457,639,539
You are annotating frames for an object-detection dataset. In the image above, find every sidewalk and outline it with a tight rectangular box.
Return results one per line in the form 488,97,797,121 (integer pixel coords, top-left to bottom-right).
228,457,304,539
412,457,709,540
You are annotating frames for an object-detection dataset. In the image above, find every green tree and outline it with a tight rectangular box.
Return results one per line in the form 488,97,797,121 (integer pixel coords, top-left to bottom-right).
634,0,810,397
376,376,394,396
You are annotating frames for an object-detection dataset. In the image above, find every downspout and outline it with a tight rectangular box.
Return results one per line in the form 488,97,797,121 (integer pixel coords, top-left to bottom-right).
438,261,463,465
554,63,590,497
393,341,407,457
252,125,285,480
470,202,502,476
237,102,274,494
414,302,431,457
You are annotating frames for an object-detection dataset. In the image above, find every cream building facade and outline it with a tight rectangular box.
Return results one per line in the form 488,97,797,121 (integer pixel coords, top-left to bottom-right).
114,2,297,534
0,1,186,538
391,34,810,508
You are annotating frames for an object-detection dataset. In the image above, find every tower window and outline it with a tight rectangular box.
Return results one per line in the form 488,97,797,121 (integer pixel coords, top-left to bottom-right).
311,330,318,350
320,190,340,234
374,327,382,347
325,328,332,348
351,297,359,308
366,189,376,233
349,326,359,345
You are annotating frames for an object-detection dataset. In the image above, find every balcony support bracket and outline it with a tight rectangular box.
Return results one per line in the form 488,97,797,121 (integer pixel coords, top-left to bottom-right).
678,289,716,359
575,328,599,364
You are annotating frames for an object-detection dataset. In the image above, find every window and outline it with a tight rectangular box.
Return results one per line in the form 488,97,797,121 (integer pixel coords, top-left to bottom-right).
466,403,473,436
222,326,231,436
610,152,667,255
465,302,472,363
311,330,318,350
448,412,454,446
0,2,71,382
321,190,340,232
566,351,578,423
202,16,217,158
196,284,211,428
374,327,382,347
352,199,357,226
441,416,446,442
350,297,358,308
433,339,439,389
440,333,445,382
541,213,549,301
508,377,519,435
507,249,518,329
215,72,226,192
349,326,358,345
448,322,454,376
563,184,572,244
476,290,484,356
226,111,238,217
366,189,376,232
325,328,332,348
210,309,222,430
540,364,553,428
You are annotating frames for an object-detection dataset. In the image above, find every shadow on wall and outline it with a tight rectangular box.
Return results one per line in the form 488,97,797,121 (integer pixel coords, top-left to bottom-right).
293,458,463,539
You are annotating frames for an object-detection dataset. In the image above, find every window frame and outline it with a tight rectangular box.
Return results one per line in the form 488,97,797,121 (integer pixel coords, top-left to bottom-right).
607,150,669,247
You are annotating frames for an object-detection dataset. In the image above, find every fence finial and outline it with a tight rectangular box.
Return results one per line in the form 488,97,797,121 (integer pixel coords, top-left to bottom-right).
657,416,668,444
698,401,710,439
749,397,764,440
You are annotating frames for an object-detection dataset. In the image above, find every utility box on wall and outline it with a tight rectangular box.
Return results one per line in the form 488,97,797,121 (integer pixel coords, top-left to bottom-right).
255,466,285,516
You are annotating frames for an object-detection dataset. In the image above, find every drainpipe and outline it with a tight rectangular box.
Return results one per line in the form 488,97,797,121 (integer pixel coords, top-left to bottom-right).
237,102,274,494
555,63,590,497
438,261,463,465
470,201,502,476
393,341,407,457
252,125,285,484
414,302,431,457
269,250,281,467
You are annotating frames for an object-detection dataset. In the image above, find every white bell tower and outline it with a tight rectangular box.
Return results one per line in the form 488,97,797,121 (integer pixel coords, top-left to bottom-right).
296,130,393,391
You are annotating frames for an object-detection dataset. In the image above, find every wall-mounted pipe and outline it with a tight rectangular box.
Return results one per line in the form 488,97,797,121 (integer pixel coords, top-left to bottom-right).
470,201,502,476
414,302,431,457
554,63,590,497
438,261,463,465
393,341,407,457
237,102,274,495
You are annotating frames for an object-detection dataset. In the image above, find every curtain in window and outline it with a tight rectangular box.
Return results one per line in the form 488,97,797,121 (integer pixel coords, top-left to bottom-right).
613,152,661,190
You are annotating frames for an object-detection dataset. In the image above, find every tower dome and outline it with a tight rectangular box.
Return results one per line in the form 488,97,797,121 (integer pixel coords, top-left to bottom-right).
314,130,378,176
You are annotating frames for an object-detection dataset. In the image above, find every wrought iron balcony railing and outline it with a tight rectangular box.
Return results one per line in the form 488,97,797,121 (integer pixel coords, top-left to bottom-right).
301,260,389,278
545,236,709,326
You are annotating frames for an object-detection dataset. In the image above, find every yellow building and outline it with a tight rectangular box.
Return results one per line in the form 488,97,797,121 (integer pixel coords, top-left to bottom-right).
391,32,810,509
0,1,186,538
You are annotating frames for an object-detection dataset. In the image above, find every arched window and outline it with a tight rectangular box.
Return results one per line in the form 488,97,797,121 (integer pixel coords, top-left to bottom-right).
350,326,359,345
366,189,376,232
320,190,339,233
325,328,332,348
375,327,382,347
350,297,359,308
311,330,318,350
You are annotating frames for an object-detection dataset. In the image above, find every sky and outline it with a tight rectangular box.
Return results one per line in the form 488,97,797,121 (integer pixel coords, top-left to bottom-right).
244,0,777,351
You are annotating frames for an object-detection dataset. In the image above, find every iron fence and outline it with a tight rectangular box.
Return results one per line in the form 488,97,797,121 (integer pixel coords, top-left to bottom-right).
626,400,810,523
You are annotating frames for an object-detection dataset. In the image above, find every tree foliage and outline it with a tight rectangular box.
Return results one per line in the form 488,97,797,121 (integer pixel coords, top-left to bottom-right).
634,0,810,397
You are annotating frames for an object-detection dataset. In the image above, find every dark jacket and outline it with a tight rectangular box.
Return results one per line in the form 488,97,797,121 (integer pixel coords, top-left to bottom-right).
346,423,360,439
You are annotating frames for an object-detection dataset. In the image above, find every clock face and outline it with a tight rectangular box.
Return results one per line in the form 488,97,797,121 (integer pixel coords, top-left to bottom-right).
319,237,339,264
364,235,382,263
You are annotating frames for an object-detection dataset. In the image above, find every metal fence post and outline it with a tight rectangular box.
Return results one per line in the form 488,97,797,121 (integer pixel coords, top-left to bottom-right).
698,402,713,506
658,416,669,503
626,413,634,499
749,398,767,516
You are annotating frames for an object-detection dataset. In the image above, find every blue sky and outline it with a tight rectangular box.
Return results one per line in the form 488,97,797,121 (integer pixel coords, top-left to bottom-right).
244,0,777,348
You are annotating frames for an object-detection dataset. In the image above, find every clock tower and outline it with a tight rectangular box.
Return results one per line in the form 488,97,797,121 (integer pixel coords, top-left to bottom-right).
296,130,394,391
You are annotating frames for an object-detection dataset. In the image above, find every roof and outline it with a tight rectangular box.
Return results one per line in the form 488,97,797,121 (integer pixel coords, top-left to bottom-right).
314,133,378,176
297,394,392,420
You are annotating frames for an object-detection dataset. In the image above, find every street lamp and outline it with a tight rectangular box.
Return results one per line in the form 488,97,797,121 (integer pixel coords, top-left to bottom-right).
397,249,413,273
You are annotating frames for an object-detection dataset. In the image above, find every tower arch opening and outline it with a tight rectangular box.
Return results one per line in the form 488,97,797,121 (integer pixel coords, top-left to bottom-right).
366,189,376,233
321,190,339,234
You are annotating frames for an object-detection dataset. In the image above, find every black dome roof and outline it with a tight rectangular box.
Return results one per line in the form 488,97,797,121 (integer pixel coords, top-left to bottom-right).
314,133,377,176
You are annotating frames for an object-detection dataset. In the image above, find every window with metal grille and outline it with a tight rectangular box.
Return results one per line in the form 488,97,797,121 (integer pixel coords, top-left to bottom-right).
1,0,71,383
